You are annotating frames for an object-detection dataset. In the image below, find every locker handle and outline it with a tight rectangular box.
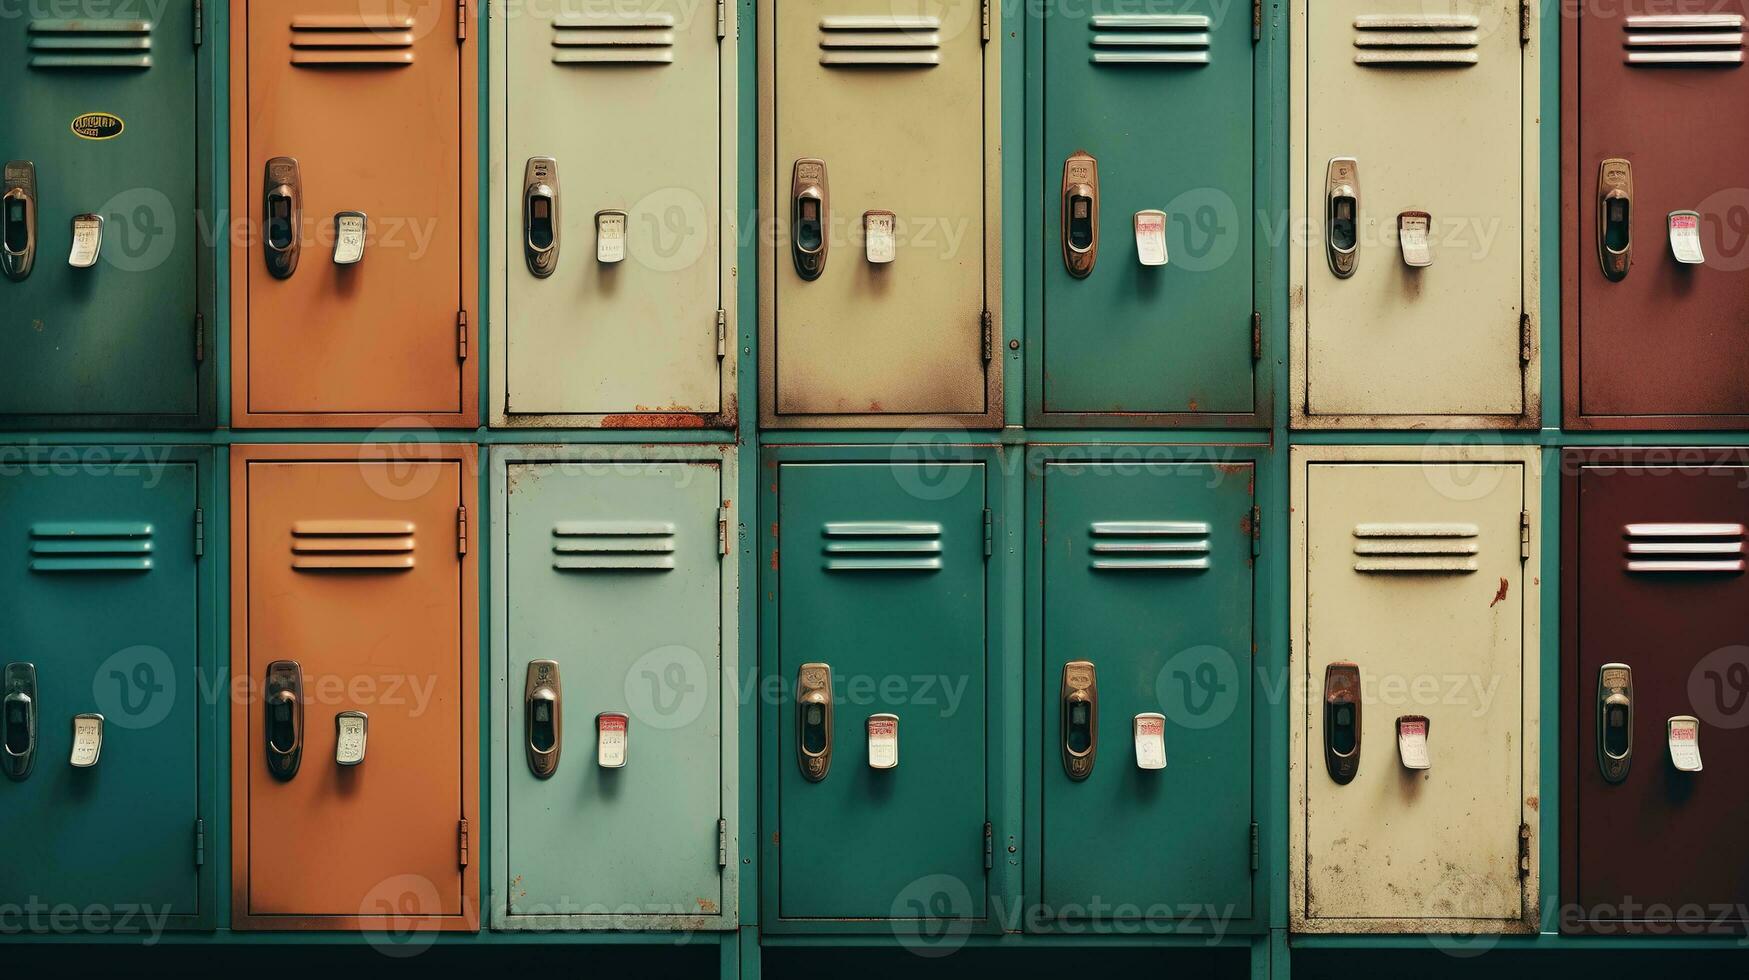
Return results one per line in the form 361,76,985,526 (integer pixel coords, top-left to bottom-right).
1597,662,1633,783
264,660,303,781
1061,151,1099,278
263,156,302,280
523,157,559,278
525,659,562,779
1061,660,1097,781
791,158,828,281
1325,157,1359,279
1598,158,1632,282
2,662,38,781
1323,662,1361,785
1,160,37,282
797,662,833,781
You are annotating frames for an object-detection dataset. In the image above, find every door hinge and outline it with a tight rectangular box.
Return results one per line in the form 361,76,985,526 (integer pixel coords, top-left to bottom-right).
983,508,994,558
457,505,469,557
194,312,205,363
457,310,469,361
1519,510,1531,562
193,0,203,47
716,308,728,359
1250,505,1262,557
717,818,730,868
457,0,469,42
980,0,991,42
458,818,471,868
718,507,731,557
1519,312,1533,363
193,507,205,558
1252,0,1262,42
983,821,994,870
980,309,995,362
1519,0,1531,44
194,817,206,866
717,0,727,39
1517,822,1532,878
1249,822,1259,871
1251,311,1262,362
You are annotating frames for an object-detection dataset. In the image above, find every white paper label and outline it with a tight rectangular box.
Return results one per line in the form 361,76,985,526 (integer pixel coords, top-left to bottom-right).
868,714,898,769
69,715,102,768
68,214,102,269
1134,210,1168,267
1133,713,1167,770
864,211,896,265
1398,212,1432,268
1397,716,1431,770
598,712,628,768
332,213,366,265
597,211,627,264
1668,715,1703,772
335,713,367,766
1669,211,1705,265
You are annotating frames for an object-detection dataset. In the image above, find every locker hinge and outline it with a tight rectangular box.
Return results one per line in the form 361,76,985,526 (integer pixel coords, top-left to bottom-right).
718,507,731,556
1519,510,1531,562
980,0,991,42
194,508,205,558
1251,311,1262,361
457,310,469,361
1519,0,1531,44
1519,312,1533,363
982,508,993,558
717,818,729,868
458,819,471,868
1517,822,1531,877
194,818,205,866
716,308,728,359
457,506,469,557
980,309,994,362
717,0,727,39
193,0,203,47
1249,822,1259,872
457,0,469,42
1252,0,1262,42
194,312,205,363
1250,505,1261,557
983,822,994,870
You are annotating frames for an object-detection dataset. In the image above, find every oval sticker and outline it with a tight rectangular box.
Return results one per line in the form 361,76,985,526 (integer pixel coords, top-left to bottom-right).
71,113,124,141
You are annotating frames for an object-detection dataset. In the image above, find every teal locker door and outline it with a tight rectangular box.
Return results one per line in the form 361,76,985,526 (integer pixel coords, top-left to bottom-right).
0,3,201,422
0,459,199,912
1041,462,1253,916
1041,0,1255,419
777,463,988,919
506,461,723,917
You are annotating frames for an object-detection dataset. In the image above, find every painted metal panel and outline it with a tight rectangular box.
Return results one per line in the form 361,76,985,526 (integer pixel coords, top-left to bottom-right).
1039,1,1257,423
1040,462,1253,918
1565,3,1749,428
1292,1,1537,427
0,3,206,426
1291,446,1539,933
231,0,477,427
230,445,478,931
1563,452,1749,932
775,461,988,918
760,0,1001,428
501,455,728,927
495,0,733,426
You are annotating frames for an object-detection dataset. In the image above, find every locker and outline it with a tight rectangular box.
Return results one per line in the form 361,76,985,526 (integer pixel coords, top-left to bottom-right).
229,445,478,930
759,0,1002,428
1562,450,1749,932
1033,455,1256,923
1291,1,1538,428
0,3,211,427
491,447,737,929
1290,446,1539,933
490,0,736,427
0,448,212,928
1034,1,1262,427
230,0,478,427
1564,4,1749,429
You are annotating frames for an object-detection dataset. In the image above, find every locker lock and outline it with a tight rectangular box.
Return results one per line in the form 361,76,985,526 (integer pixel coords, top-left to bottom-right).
264,660,303,781
1061,660,1097,781
1597,158,1632,282
2,662,38,781
791,158,828,281
1061,151,1099,279
1325,157,1359,279
1667,714,1702,773
332,212,366,266
335,710,367,767
1323,662,1361,785
597,711,628,769
1597,663,1632,784
2,161,37,282
263,157,302,280
796,662,833,782
69,713,104,769
523,157,560,278
524,659,561,779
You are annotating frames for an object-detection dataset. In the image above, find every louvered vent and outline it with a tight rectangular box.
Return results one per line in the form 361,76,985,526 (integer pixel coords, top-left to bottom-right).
818,16,940,67
823,522,942,571
1089,14,1210,66
1089,521,1210,571
291,520,415,571
1353,522,1479,573
1352,14,1480,67
553,13,675,65
27,19,152,70
289,15,415,67
1624,523,1746,573
29,522,153,573
553,521,676,571
1624,14,1744,66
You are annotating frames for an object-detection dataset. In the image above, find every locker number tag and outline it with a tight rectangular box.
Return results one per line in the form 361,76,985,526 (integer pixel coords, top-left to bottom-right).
1667,715,1702,772
1134,210,1167,267
1133,712,1166,770
69,713,103,768
596,210,627,264
1397,211,1433,269
867,713,898,769
335,711,367,766
864,211,896,265
1396,715,1431,771
67,213,103,269
597,711,628,769
1668,211,1705,265
332,212,366,265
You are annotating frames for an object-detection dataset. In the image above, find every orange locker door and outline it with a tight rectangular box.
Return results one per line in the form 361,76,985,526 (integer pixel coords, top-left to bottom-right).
234,0,476,426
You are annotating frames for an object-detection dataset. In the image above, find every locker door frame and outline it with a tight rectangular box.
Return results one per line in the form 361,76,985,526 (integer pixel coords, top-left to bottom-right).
1287,2,1542,431
488,444,739,930
486,0,738,430
1022,444,1270,934
226,0,481,430
1023,8,1280,430
757,443,1018,934
227,443,480,931
1288,444,1542,934
756,1,1004,431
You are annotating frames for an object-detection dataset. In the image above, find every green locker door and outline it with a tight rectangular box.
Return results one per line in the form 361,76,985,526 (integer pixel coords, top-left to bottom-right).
1041,462,1253,917
505,459,724,921
0,4,204,425
0,457,200,916
777,462,988,919
1039,0,1255,424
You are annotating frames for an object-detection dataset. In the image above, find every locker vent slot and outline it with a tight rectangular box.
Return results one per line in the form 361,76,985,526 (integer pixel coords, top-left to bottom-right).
1352,522,1480,573
291,520,416,571
1624,14,1744,66
27,19,152,70
552,13,676,65
823,522,943,571
818,15,941,67
290,15,415,67
1352,14,1480,67
1088,14,1211,66
29,522,154,573
1624,523,1746,573
1089,521,1211,571
553,521,677,571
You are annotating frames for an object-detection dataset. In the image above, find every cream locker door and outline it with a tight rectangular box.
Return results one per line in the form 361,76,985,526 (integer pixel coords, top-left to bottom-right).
1303,461,1526,925
1304,1,1525,419
506,0,722,416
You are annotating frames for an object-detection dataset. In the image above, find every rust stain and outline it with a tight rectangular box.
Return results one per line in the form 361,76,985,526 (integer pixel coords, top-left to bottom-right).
600,413,707,429
698,899,719,914
769,522,779,540
769,548,780,571
1187,399,1200,412
1526,795,1539,812
1490,577,1509,607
